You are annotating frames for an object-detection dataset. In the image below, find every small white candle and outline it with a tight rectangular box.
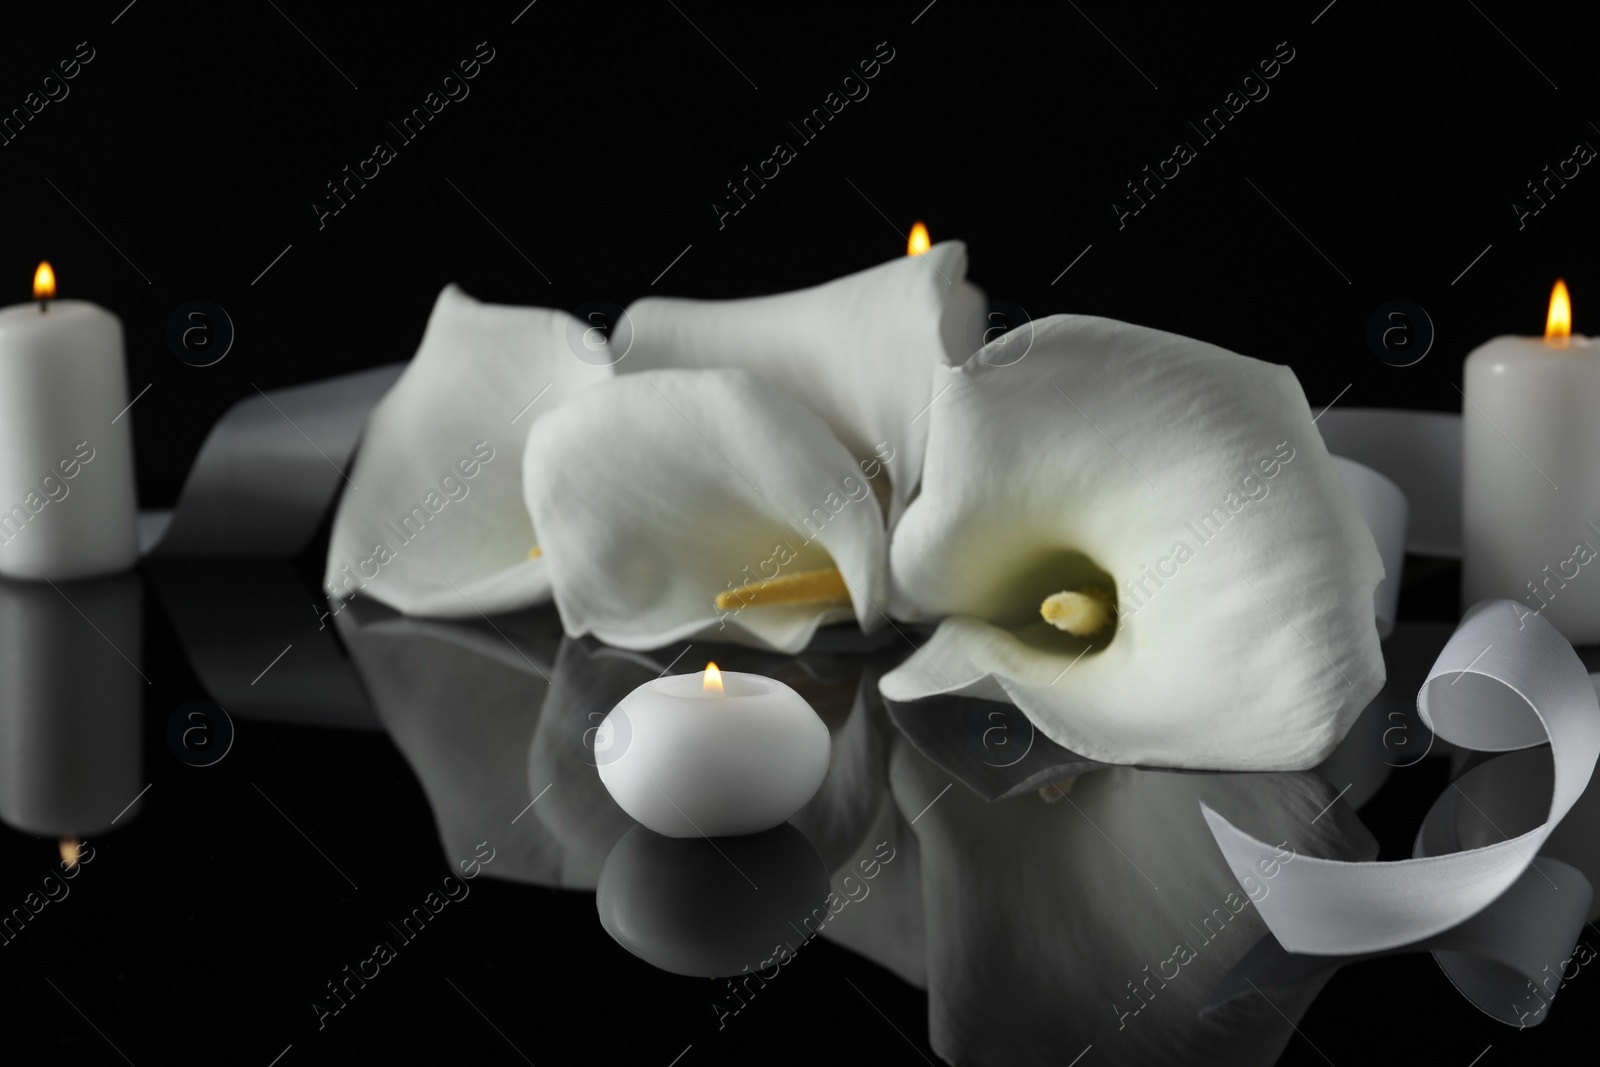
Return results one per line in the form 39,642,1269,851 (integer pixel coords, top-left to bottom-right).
596,663,830,838
0,263,138,580
1463,280,1600,642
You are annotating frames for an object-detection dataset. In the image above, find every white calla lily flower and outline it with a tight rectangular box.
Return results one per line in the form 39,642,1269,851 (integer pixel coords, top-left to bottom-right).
620,241,985,524
522,369,889,653
324,285,610,617
881,314,1385,771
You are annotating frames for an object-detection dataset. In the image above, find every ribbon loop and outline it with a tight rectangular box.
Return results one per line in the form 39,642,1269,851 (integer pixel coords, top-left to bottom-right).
1202,600,1600,957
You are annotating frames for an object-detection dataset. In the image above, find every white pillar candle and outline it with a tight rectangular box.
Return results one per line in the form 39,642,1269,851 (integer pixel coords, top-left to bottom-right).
1463,280,1600,642
596,663,830,838
0,264,139,580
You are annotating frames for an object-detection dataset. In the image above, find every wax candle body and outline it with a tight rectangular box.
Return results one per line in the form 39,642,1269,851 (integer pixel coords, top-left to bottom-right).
596,670,830,838
0,300,138,580
1462,334,1600,642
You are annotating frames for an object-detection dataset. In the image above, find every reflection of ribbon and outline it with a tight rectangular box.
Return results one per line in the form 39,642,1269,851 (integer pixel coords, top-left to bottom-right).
147,560,377,730
1204,600,1600,1024
140,366,401,729
1208,856,1591,1028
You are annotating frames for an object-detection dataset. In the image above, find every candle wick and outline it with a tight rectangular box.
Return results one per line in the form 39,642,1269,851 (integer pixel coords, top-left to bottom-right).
38,299,47,315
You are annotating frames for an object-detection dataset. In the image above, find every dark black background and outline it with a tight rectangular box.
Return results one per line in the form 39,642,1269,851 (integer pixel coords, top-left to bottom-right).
3,1,1599,1064
4,1,1599,508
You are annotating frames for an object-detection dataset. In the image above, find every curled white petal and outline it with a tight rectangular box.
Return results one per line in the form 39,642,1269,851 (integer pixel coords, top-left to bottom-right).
882,314,1385,770
325,285,610,617
523,369,889,653
620,241,984,524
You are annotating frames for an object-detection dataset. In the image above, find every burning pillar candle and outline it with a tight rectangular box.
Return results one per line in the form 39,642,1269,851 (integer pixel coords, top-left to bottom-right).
596,663,830,838
1463,280,1600,642
0,263,139,580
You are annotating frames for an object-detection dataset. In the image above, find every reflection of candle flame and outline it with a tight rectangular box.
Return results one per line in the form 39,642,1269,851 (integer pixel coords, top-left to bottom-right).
34,261,55,309
703,662,724,693
60,838,80,869
907,222,930,257
1547,279,1571,347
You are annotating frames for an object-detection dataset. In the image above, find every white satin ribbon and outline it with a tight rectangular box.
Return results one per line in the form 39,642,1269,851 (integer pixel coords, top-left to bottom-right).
1318,407,1462,557
1330,455,1408,639
142,364,403,557
1203,599,1600,955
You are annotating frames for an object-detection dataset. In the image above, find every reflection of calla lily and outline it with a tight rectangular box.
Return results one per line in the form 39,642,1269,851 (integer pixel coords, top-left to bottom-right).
335,599,571,886
889,742,1377,1066
812,776,927,990
882,315,1386,770
326,285,610,617
788,658,891,873
523,370,888,652
621,242,985,524
526,639,657,889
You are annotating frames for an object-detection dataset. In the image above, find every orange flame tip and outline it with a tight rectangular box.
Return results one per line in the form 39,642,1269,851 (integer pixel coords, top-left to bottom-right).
907,222,930,257
1546,279,1572,346
34,261,55,302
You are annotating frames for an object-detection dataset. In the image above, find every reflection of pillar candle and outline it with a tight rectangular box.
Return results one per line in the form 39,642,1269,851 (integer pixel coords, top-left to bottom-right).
0,263,139,580
1463,281,1600,642
0,573,143,836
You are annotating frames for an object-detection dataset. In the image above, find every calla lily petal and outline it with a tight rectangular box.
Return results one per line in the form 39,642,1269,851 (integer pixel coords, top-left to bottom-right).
620,241,984,523
325,284,610,617
882,314,1385,771
523,369,889,653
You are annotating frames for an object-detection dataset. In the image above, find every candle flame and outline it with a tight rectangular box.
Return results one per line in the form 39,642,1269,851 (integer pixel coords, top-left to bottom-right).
703,662,724,693
60,838,79,869
1546,279,1571,346
33,261,55,301
907,222,930,257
